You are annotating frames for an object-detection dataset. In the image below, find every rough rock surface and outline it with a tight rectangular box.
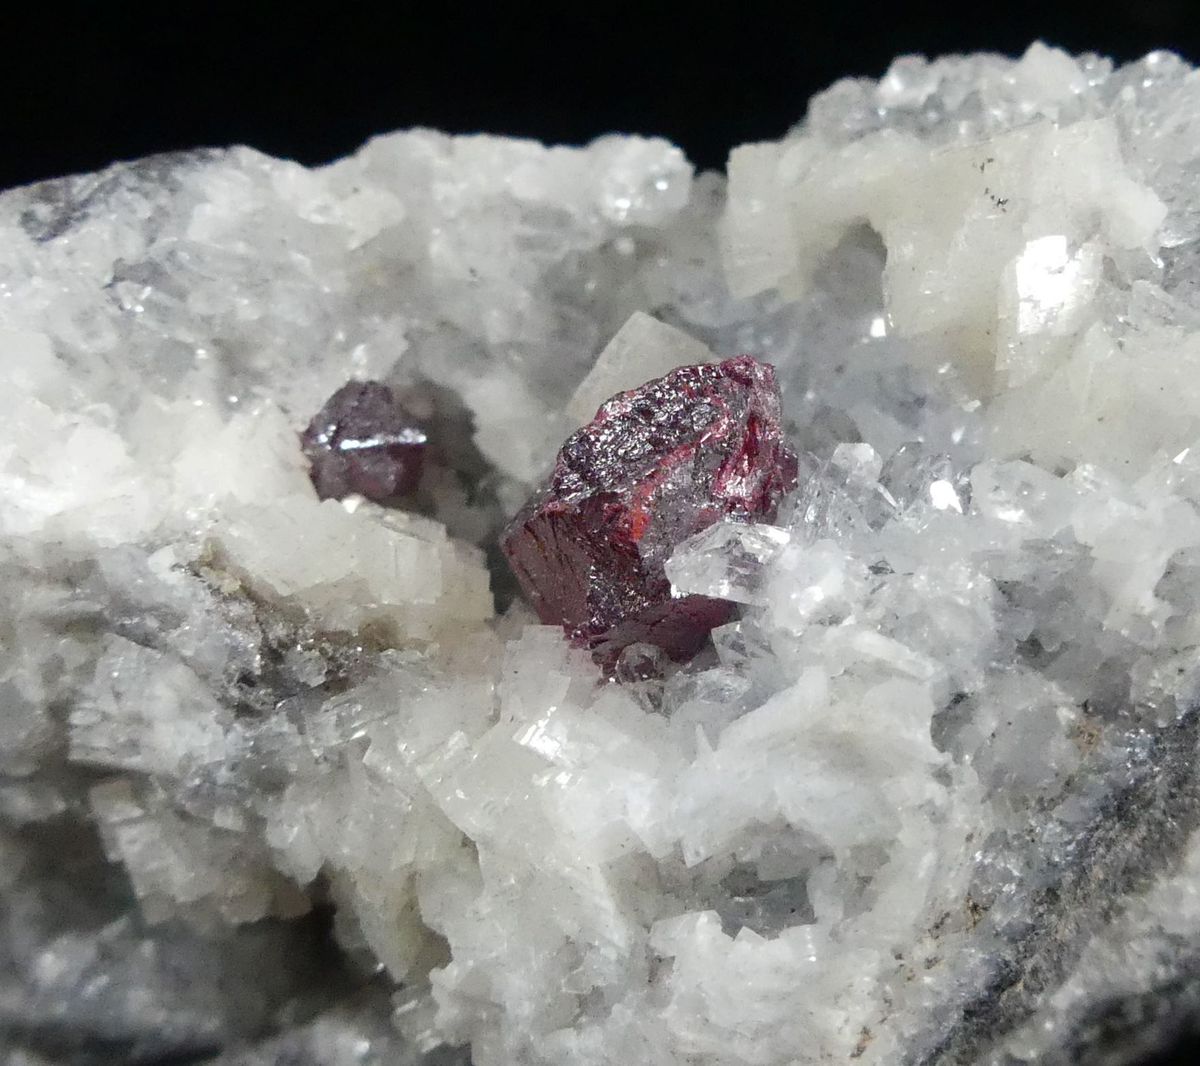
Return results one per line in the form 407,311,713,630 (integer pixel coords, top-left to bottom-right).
3,41,1200,1066
501,356,796,668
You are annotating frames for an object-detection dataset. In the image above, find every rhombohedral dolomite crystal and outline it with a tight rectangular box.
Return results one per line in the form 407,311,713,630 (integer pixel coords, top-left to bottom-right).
6,40,1200,1066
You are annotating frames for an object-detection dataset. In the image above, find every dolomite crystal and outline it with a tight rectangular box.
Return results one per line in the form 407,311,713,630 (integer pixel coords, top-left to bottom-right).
501,356,796,667
6,40,1200,1066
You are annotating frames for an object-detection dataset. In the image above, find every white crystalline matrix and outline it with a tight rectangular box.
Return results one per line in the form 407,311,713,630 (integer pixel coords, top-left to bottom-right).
3,41,1200,1066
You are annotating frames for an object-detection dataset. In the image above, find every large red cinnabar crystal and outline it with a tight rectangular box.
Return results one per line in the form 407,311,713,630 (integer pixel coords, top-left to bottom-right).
501,356,797,669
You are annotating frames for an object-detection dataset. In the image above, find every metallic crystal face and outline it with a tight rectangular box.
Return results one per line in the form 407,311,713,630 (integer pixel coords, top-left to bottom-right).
300,381,427,501
501,356,798,668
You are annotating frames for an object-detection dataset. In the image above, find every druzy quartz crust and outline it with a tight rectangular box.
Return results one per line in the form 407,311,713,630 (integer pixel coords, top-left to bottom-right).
501,356,796,667
7,41,1200,1066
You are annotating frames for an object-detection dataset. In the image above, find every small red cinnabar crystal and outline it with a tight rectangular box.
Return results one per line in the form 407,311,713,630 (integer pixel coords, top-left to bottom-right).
301,381,427,501
501,356,797,669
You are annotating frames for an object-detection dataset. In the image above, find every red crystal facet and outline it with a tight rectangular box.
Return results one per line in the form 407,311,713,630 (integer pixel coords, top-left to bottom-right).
501,356,797,669
301,382,427,501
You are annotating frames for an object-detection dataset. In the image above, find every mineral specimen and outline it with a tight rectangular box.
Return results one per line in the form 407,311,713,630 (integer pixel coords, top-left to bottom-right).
6,39,1200,1066
301,380,427,500
501,356,796,666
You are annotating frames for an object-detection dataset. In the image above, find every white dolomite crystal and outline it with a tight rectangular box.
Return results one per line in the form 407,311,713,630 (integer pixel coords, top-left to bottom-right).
566,310,715,426
4,40,1200,1066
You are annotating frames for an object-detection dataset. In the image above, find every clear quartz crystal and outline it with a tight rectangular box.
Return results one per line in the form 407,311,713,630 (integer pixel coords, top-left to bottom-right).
665,521,791,606
881,441,971,514
788,447,897,541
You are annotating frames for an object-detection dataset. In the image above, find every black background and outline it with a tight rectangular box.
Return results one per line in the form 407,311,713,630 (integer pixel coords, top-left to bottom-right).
7,3,1200,1065
6,4,1200,189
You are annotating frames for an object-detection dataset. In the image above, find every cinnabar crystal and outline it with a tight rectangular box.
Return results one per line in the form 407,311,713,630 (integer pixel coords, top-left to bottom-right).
301,381,427,501
501,356,797,669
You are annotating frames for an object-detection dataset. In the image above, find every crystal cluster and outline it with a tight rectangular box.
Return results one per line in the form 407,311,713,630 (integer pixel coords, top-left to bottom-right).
4,41,1200,1066
501,356,796,667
